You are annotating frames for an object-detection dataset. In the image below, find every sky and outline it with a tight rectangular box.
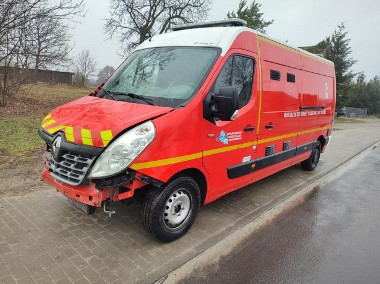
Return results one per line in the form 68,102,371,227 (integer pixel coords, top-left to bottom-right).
71,0,379,80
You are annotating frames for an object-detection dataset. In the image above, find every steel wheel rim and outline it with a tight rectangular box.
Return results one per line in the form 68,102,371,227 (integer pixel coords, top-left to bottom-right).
163,189,191,228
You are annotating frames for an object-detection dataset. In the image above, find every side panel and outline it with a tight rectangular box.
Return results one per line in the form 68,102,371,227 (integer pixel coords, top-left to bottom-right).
318,58,336,139
298,70,321,145
257,36,301,168
258,61,301,162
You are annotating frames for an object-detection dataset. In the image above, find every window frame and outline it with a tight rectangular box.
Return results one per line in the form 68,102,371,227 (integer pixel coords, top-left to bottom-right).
211,54,256,110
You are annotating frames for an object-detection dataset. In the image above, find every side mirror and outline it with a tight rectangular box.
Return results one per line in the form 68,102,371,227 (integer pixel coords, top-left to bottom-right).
210,86,239,121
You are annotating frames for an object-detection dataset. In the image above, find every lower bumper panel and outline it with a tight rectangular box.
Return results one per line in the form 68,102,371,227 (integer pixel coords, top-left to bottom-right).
43,167,103,207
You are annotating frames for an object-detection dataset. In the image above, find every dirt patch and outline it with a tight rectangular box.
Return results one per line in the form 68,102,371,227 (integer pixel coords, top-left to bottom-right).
0,96,47,118
0,152,49,198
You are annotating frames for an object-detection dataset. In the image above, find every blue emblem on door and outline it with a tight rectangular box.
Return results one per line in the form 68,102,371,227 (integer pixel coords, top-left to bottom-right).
216,130,228,145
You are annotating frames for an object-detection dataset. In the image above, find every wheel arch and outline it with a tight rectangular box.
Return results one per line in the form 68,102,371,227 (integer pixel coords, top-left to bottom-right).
167,168,208,205
317,135,326,150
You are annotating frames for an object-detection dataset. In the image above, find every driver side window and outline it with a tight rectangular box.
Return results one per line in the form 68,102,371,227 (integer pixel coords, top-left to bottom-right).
212,55,255,109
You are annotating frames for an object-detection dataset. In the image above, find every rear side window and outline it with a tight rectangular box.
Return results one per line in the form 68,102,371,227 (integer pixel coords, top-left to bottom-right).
213,55,254,108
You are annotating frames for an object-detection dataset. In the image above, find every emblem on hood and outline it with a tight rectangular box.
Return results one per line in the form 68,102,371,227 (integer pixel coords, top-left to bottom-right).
52,136,62,160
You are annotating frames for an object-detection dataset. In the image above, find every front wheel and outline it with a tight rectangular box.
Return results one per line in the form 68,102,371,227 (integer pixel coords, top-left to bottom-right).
301,141,321,171
142,176,201,242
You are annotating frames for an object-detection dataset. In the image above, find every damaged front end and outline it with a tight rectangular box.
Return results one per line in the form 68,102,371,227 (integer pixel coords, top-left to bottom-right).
39,126,161,215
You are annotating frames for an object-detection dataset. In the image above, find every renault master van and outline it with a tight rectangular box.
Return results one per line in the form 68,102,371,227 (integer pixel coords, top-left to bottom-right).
39,19,336,242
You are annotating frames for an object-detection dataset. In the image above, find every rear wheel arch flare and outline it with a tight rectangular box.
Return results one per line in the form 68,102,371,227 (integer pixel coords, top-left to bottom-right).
318,135,326,150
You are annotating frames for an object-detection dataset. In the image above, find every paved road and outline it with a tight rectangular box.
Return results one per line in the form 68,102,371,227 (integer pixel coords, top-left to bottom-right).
0,120,380,283
187,142,380,284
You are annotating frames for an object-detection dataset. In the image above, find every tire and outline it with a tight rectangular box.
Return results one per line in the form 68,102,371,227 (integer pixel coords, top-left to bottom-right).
142,176,201,242
301,141,321,171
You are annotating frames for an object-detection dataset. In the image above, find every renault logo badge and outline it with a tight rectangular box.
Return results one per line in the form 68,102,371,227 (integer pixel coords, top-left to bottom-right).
52,136,62,160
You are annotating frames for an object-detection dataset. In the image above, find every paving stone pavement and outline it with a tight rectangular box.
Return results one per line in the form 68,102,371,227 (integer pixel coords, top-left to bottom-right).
1,121,380,283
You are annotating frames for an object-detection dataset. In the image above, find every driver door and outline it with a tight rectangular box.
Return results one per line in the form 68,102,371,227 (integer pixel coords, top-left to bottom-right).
202,52,259,200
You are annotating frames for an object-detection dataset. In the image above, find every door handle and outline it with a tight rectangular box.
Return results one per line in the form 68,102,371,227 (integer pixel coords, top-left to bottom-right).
244,126,256,132
265,123,274,129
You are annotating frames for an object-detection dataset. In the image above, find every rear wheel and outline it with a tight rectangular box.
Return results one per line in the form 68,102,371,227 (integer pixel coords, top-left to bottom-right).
301,141,321,171
142,176,201,242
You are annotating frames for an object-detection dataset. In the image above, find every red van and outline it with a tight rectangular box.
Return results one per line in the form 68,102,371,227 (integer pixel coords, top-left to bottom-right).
39,19,335,242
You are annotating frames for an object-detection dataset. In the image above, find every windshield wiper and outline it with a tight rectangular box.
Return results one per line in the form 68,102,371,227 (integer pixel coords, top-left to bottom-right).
100,89,155,105
102,89,118,100
123,93,155,105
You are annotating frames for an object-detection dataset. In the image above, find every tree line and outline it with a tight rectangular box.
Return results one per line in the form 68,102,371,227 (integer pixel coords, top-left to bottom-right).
303,23,380,115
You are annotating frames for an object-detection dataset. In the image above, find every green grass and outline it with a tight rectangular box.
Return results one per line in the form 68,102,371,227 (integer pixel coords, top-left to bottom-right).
0,116,45,160
0,84,92,164
334,117,366,123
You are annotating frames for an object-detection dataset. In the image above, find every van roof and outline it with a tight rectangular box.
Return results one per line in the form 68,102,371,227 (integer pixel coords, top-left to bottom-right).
136,26,248,55
136,20,333,66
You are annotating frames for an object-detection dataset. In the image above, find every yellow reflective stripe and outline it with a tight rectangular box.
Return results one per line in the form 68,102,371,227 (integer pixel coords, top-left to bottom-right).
81,129,93,146
41,119,56,128
47,125,64,134
40,115,114,146
203,141,256,157
258,132,298,145
100,130,113,146
43,114,51,121
298,125,329,135
65,126,75,142
131,152,203,170
130,126,329,170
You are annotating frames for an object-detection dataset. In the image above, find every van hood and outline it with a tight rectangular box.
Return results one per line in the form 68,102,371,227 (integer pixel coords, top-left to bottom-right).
41,96,172,147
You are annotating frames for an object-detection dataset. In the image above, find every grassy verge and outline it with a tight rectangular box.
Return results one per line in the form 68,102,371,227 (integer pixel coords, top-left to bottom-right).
0,84,92,165
0,117,44,162
334,117,366,124
21,84,93,102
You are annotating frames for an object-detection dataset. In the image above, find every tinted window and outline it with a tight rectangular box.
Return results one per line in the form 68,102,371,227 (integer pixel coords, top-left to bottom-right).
212,55,254,108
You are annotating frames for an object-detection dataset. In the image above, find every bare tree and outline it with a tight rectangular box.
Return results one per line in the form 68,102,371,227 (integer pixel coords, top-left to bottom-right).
104,0,212,53
0,0,84,106
96,65,115,84
74,50,97,87
21,13,72,72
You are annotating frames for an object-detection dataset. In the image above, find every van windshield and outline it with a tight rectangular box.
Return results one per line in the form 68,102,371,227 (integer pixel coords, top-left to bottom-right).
99,47,220,108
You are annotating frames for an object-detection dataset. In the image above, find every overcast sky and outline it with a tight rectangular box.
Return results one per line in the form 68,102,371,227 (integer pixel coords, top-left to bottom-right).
71,0,379,79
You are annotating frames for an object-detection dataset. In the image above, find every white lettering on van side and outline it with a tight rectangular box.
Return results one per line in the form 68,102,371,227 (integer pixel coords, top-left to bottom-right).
216,131,243,144
283,110,326,118
227,131,242,141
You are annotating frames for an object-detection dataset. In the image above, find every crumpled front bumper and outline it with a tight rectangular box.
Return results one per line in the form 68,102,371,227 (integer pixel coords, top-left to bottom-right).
43,167,104,207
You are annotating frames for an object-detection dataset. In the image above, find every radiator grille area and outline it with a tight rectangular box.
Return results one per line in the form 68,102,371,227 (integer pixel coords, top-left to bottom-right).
47,152,95,186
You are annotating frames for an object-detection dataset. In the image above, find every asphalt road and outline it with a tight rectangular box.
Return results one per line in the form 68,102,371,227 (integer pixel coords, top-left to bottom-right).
187,143,380,284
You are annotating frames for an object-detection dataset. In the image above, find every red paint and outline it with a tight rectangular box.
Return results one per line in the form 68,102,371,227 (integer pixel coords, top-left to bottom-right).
46,96,172,147
41,27,335,209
